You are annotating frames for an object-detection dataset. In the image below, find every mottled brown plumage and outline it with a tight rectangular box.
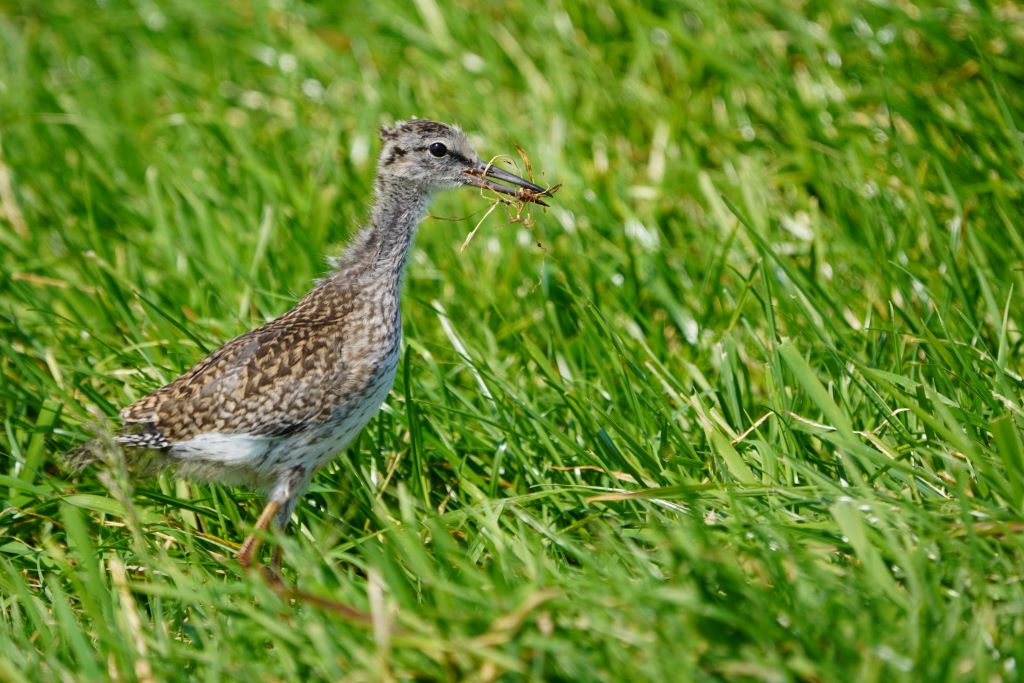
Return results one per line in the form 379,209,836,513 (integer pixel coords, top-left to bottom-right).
120,280,369,441
71,118,553,569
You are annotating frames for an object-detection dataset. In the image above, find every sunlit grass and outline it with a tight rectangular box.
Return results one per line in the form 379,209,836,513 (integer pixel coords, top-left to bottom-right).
1,0,1023,680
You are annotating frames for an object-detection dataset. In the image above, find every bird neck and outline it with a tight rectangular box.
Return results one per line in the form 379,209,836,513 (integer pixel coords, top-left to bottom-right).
330,176,432,281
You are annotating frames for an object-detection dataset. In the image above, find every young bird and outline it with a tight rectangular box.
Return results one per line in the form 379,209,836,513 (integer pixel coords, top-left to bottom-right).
70,119,553,568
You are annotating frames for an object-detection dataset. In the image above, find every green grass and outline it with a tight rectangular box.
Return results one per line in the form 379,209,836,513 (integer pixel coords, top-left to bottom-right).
2,0,1023,680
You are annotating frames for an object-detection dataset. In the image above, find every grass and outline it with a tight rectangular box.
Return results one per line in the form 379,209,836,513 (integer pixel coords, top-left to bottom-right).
1,0,1023,680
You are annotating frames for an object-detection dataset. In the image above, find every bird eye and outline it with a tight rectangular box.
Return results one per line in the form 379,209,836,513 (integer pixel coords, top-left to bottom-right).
429,142,448,157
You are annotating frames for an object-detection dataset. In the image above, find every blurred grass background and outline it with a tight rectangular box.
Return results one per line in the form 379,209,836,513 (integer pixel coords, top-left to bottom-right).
1,0,1023,680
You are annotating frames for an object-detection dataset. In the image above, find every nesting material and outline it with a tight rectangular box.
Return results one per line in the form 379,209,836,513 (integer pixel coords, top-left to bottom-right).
460,146,561,252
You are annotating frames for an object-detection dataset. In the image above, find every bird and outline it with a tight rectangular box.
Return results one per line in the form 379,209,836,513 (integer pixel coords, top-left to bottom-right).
69,119,554,569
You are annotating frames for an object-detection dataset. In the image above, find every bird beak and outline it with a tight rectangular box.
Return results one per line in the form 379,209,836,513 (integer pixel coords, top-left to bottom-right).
464,162,554,206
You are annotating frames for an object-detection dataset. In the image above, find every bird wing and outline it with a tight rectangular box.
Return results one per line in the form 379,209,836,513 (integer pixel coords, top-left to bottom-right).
119,316,350,443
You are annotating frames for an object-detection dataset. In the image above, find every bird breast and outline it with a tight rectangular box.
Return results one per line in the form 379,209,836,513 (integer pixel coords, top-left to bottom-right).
293,343,401,471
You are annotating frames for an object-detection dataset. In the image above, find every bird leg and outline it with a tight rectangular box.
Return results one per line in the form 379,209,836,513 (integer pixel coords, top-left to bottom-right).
254,545,286,585
237,499,281,569
237,497,372,623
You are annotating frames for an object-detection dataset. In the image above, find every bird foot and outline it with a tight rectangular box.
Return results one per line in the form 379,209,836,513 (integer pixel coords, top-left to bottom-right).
260,563,283,585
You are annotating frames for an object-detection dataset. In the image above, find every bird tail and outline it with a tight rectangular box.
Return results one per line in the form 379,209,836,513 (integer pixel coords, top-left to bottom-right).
62,429,172,479
61,434,118,472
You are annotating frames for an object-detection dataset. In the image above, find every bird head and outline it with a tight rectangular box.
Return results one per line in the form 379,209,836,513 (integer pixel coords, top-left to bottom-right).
377,119,551,204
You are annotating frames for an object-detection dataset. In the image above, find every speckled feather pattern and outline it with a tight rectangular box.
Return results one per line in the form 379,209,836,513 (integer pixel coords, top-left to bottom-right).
92,119,488,524
119,276,398,442
114,202,418,499
67,119,542,535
